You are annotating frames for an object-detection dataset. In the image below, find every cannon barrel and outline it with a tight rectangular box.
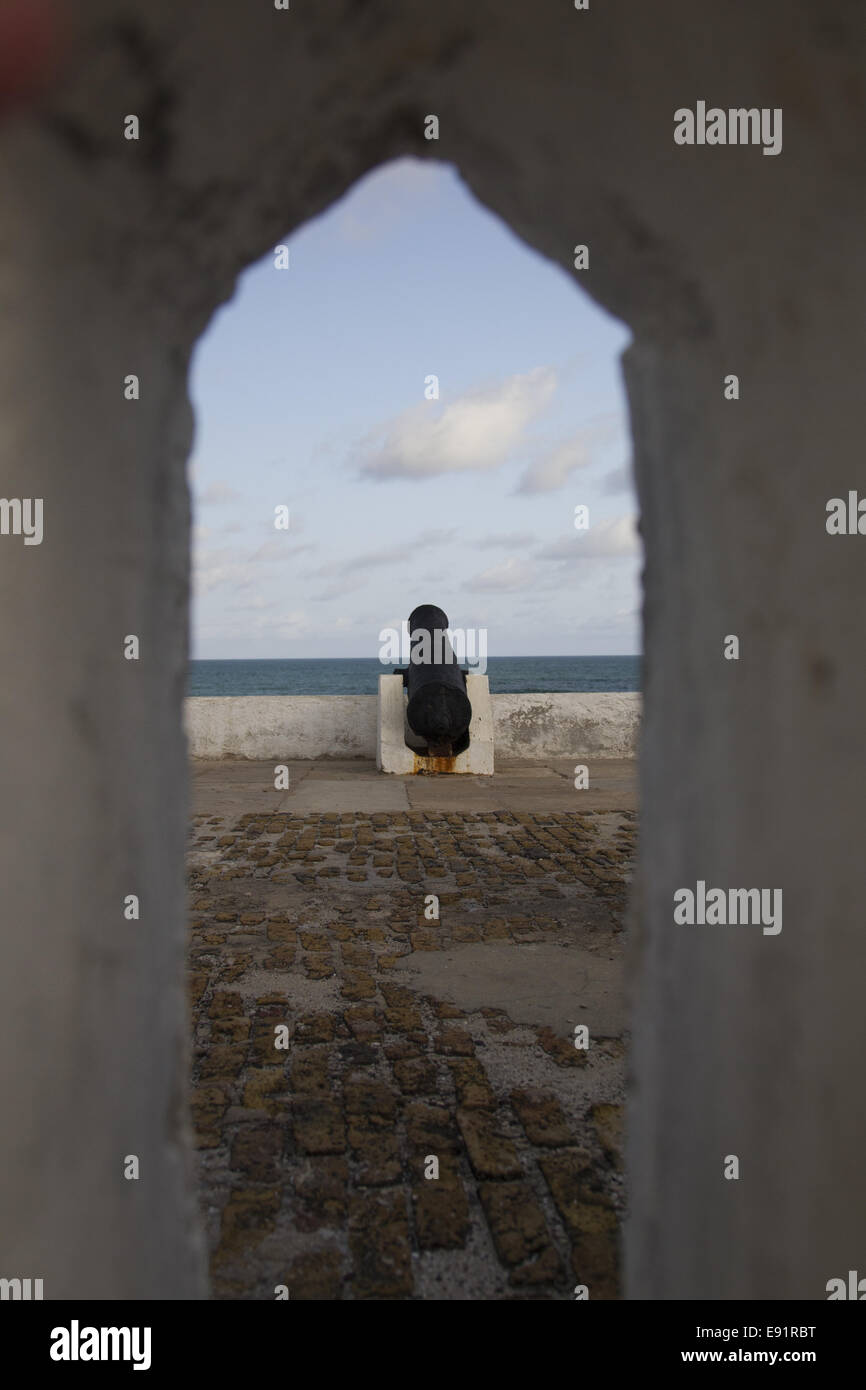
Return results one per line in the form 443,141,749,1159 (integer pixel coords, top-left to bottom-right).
399,604,472,757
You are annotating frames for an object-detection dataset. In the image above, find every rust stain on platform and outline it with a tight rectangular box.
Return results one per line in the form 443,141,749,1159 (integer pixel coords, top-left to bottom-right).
411,753,459,774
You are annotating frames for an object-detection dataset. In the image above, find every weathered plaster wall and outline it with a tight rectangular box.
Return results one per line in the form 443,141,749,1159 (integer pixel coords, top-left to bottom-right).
493,693,639,760
185,693,641,761
1,0,863,1299
187,695,378,761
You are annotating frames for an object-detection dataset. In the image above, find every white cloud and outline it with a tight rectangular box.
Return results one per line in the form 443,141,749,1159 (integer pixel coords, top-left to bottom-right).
307,546,411,583
477,530,536,549
193,549,260,595
305,528,456,594
227,595,277,613
311,578,370,602
198,607,314,641
193,531,315,597
415,527,459,547
250,535,316,562
355,366,556,481
261,610,314,640
535,515,640,561
467,556,535,592
516,412,628,495
516,433,590,494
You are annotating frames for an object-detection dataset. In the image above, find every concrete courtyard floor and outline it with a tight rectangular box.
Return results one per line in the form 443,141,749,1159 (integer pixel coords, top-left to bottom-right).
187,758,637,1300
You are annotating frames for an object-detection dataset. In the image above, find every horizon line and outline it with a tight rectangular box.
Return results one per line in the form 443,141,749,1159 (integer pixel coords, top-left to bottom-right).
190,653,642,661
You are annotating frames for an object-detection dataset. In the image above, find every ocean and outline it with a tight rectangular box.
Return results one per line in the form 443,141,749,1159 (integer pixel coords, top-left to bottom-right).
188,656,641,697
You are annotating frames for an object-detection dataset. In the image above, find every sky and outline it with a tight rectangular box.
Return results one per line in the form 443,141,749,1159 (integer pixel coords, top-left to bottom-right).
187,157,640,660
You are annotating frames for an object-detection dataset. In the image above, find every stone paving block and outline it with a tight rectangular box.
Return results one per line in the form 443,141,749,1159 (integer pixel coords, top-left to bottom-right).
306,930,341,955
250,1021,289,1066
384,1001,424,1031
282,1249,343,1300
432,1000,465,1019
406,1102,461,1155
221,953,253,982
570,1231,620,1300
480,1007,517,1033
384,1038,423,1062
393,1056,439,1095
295,1158,349,1228
294,1013,336,1044
290,1051,331,1096
199,1043,247,1081
509,1243,565,1287
191,1083,231,1133
590,1102,624,1170
510,1089,574,1147
293,1099,346,1156
344,1078,397,1124
344,1005,385,1041
340,971,377,1000
481,919,512,940
478,1180,562,1281
349,1122,402,1186
538,1150,617,1244
214,1189,281,1266
348,1190,414,1298
448,1058,496,1110
208,990,244,1019
379,982,415,1005
341,944,374,968
187,972,209,1007
413,1166,471,1249
457,1108,523,1180
303,957,335,981
193,1130,222,1151
409,929,440,951
451,922,482,942
229,1124,283,1182
242,1067,288,1116
434,1025,475,1056
537,1025,588,1067
266,920,297,942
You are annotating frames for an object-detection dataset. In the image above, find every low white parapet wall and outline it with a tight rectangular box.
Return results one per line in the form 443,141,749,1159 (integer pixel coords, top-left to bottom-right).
492,693,640,759
185,693,641,761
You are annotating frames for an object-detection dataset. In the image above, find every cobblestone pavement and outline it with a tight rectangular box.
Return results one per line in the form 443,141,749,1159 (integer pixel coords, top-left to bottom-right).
187,795,636,1300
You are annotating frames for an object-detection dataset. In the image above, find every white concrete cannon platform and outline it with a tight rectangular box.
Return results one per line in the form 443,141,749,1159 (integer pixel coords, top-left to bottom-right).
377,673,495,775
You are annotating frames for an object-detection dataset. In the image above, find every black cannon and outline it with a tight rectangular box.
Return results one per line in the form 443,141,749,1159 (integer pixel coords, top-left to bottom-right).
395,604,472,758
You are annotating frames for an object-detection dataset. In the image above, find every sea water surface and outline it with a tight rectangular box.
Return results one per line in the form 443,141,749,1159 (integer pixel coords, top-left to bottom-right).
189,656,641,697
